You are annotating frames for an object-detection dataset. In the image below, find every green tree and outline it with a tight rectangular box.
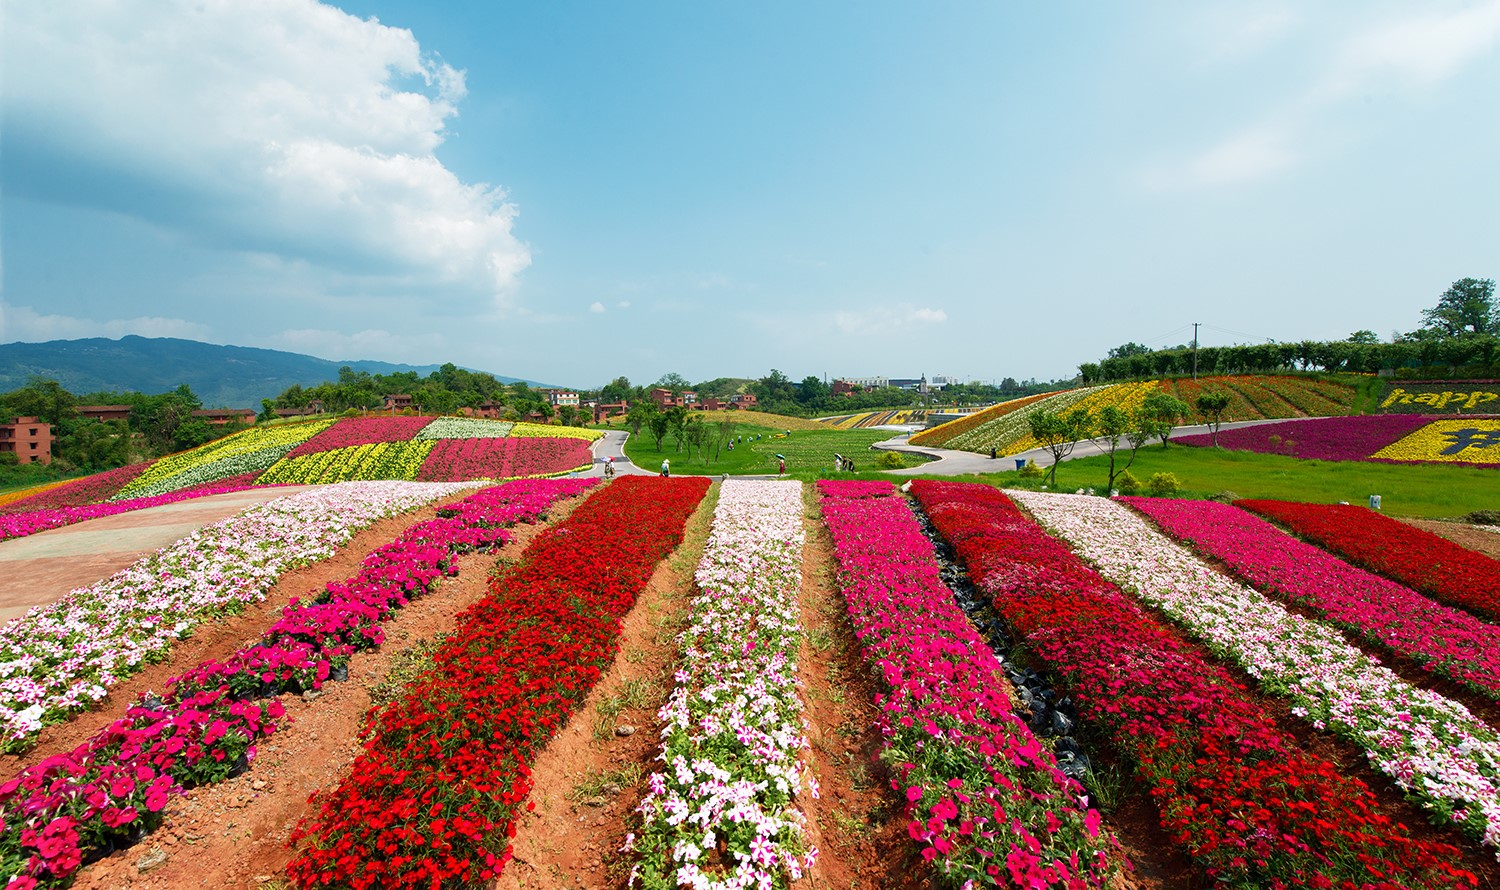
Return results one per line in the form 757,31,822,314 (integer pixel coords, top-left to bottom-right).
1138,391,1189,448
647,411,671,451
1347,330,1380,344
1421,278,1497,337
626,401,659,438
600,376,634,404
1027,407,1093,486
1089,405,1138,491
654,372,691,391
1194,391,1232,447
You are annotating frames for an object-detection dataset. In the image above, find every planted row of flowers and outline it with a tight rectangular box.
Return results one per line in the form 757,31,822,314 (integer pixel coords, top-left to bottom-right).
114,420,334,500
257,441,437,485
0,481,479,750
1372,419,1500,465
911,481,1474,888
1123,497,1500,701
0,479,587,887
819,480,1117,888
942,387,1106,454
0,480,285,544
1171,414,1457,464
1238,499,1500,623
414,417,515,440
0,465,150,513
285,476,710,889
415,437,593,482
630,480,817,888
1010,489,1500,855
908,393,1052,448
508,421,602,441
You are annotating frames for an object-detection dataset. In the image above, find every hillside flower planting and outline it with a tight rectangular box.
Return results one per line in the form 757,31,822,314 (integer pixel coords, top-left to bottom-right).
114,420,334,500
1011,490,1500,854
256,441,437,485
1124,497,1500,700
508,421,602,441
1173,414,1500,466
908,394,1053,448
999,382,1160,455
416,437,592,482
631,480,818,889
818,480,1117,888
913,481,1475,888
286,476,709,889
282,416,435,460
942,387,1105,455
0,480,588,887
414,417,515,439
1238,500,1500,622
0,481,478,750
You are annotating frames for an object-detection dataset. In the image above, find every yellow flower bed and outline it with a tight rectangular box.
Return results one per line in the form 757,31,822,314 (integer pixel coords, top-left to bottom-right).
256,440,436,484
117,419,335,498
509,422,602,441
0,480,72,509
1003,382,1160,454
910,393,1056,448
1371,419,1500,465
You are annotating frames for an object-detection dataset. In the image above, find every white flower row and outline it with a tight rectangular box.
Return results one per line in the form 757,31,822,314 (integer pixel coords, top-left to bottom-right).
114,420,335,499
414,417,515,440
630,479,817,890
111,444,291,500
1011,490,1500,854
0,480,479,748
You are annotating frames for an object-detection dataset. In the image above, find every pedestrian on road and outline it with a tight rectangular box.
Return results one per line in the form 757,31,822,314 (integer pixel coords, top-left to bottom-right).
778,457,786,475
661,458,670,478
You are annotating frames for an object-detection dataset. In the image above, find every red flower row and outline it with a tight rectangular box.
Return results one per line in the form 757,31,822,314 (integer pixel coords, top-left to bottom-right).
1239,499,1500,622
285,476,710,889
416,437,592,482
0,480,589,888
909,480,1474,890
284,416,435,460
0,463,152,513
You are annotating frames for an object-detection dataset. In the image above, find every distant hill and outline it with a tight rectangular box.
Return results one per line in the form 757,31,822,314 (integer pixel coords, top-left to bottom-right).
0,336,542,407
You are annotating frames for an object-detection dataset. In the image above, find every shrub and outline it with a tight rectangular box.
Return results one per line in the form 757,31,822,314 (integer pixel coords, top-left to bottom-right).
876,451,906,469
1145,472,1180,496
1115,469,1140,493
1467,510,1500,526
342,408,361,418
1017,461,1044,480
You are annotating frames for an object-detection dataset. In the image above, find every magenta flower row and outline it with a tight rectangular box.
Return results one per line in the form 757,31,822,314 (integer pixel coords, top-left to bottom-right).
816,480,1115,889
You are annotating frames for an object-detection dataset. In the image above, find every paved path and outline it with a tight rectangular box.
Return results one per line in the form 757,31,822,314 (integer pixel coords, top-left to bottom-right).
0,486,313,623
872,417,1307,475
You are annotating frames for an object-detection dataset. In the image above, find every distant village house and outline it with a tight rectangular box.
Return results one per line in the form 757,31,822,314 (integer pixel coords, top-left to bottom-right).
0,417,53,465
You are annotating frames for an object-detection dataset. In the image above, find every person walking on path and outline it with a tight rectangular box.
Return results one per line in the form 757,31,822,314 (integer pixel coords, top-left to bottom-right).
778,457,786,475
661,457,670,478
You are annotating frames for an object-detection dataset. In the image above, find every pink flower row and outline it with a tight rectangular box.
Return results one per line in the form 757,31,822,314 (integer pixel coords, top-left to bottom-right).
284,416,436,460
0,481,289,543
415,437,592,482
816,480,1115,888
1123,497,1500,701
0,479,592,888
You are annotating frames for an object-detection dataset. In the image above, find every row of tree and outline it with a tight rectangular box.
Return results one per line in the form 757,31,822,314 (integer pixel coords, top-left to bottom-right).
262,364,592,425
1025,390,1232,488
1081,278,1499,383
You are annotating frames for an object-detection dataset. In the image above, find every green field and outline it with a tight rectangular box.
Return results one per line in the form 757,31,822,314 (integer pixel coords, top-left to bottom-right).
944,445,1497,519
622,423,924,476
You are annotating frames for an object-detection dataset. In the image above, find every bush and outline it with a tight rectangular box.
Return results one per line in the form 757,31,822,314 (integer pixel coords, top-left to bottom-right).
1146,472,1181,496
1208,490,1240,503
1466,510,1500,526
1017,462,1044,480
1115,469,1140,494
876,451,907,470
343,407,361,418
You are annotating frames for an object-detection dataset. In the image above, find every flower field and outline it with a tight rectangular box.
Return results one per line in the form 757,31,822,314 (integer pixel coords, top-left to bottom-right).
1238,499,1500,622
1176,414,1500,466
415,437,593,482
0,479,589,887
820,480,1117,887
1124,496,1500,701
0,465,151,512
114,420,335,500
906,393,1054,448
256,441,438,484
631,480,816,888
0,481,279,544
816,409,922,429
414,417,515,439
285,476,708,888
1157,375,1359,421
1011,490,1500,854
912,481,1477,887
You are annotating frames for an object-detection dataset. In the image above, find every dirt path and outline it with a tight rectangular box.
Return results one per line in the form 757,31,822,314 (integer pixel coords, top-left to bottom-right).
0,486,315,622
1403,517,1500,561
55,491,586,889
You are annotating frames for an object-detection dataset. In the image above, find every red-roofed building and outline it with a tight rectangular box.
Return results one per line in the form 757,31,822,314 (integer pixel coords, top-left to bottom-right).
77,405,133,424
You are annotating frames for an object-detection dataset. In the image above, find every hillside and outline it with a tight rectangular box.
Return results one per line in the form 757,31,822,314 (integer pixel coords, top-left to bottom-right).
0,336,540,407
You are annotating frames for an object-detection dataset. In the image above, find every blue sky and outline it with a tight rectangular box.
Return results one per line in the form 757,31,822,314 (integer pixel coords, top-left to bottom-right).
3,1,1497,393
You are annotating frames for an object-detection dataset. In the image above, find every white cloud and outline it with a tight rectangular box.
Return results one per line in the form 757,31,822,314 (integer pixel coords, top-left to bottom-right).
589,301,607,313
617,301,633,310
1322,2,1500,97
3,0,529,304
832,305,947,336
0,302,214,342
273,327,448,363
1147,126,1297,189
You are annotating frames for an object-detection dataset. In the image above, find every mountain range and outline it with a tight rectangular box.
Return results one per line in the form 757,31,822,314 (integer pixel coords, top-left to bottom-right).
0,336,540,407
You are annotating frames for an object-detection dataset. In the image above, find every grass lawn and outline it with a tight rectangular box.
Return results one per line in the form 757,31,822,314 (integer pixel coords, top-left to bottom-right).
623,423,924,476
943,445,1497,518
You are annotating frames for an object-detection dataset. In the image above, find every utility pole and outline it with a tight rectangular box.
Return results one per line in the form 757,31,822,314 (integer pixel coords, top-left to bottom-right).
1192,322,1201,379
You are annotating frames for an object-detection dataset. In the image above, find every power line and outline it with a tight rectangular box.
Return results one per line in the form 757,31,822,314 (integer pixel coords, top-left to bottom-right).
1202,323,1278,344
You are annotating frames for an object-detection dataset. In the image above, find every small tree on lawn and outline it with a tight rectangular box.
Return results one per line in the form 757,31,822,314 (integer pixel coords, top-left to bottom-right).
1138,391,1189,448
1195,391,1232,447
1028,407,1094,487
666,406,689,452
684,415,709,461
626,401,659,438
1090,405,1139,492
713,419,738,463
648,412,671,451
